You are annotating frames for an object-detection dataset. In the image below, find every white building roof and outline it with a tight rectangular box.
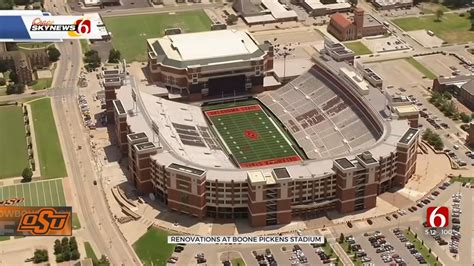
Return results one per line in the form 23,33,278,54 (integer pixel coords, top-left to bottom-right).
261,0,298,19
243,14,276,24
156,30,260,61
304,0,350,10
374,0,412,6
83,0,101,6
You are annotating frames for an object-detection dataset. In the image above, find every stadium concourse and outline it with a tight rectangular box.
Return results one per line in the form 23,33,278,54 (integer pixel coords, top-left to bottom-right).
109,59,419,227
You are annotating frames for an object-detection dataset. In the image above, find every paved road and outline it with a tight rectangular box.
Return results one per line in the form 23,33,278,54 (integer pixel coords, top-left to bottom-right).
41,1,141,265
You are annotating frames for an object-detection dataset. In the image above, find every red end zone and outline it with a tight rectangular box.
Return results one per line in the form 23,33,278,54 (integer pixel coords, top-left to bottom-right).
239,155,301,168
205,105,261,117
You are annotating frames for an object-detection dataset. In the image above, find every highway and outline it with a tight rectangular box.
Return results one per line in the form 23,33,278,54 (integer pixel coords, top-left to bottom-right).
42,1,140,265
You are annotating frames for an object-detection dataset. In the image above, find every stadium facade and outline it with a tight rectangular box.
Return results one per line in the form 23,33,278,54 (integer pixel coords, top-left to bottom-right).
109,32,419,227
146,30,274,101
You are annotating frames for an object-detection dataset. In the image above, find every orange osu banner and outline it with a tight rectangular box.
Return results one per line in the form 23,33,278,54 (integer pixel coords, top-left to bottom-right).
0,206,72,236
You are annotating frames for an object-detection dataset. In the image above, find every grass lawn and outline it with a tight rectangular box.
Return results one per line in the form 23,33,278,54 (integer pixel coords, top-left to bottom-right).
29,98,67,178
419,3,450,14
405,57,437,79
404,230,441,266
104,11,212,62
84,241,99,264
392,13,474,43
72,213,81,229
133,228,175,266
0,87,6,96
30,78,52,91
344,41,372,55
204,100,301,168
0,105,29,178
232,258,246,266
80,39,90,53
0,236,10,241
449,176,474,184
321,243,343,266
469,49,474,54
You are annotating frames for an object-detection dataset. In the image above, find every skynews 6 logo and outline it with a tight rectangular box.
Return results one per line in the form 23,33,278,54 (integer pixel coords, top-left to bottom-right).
30,18,91,36
426,206,449,227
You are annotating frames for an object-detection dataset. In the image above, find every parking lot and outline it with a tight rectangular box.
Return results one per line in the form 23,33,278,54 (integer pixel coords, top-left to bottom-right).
408,30,445,48
362,36,411,53
415,54,473,77
366,59,432,92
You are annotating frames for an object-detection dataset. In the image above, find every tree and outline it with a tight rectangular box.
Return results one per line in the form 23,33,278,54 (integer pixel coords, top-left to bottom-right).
71,249,80,260
0,0,14,9
108,48,121,63
33,249,48,263
470,9,474,19
0,60,9,73
460,112,472,123
349,0,358,6
84,50,101,70
54,239,62,254
47,46,61,62
6,83,24,94
0,78,5,86
21,167,33,182
69,236,78,251
98,255,110,266
9,70,18,83
226,14,238,25
435,8,444,21
339,233,345,243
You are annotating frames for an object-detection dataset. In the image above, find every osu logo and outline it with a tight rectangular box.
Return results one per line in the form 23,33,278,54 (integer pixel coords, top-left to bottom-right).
426,206,449,227
0,197,24,206
17,208,70,235
68,19,91,37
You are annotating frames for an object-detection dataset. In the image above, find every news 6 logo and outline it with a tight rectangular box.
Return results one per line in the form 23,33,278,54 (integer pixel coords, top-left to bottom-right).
74,19,91,34
426,206,449,227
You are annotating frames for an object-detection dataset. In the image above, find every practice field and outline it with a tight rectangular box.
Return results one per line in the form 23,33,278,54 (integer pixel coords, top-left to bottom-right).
133,228,175,266
392,13,474,43
30,98,67,178
344,41,372,55
0,179,66,206
0,105,29,178
204,101,301,168
103,11,212,62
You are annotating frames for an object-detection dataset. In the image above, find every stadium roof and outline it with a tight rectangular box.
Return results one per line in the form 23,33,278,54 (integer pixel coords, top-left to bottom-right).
148,30,271,68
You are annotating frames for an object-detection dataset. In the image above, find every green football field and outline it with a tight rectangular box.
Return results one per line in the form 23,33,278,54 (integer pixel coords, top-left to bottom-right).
103,11,212,62
204,102,301,168
30,98,67,178
0,179,66,206
0,105,29,178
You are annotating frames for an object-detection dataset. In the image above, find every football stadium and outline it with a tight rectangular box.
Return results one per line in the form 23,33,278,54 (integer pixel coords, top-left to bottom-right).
108,30,419,227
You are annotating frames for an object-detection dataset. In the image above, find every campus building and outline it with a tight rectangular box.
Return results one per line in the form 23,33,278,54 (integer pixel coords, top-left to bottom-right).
0,42,50,85
110,56,419,227
146,30,274,101
433,75,474,111
327,8,387,41
371,0,413,10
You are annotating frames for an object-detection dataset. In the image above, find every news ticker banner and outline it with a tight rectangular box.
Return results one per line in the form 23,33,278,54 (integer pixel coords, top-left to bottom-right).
0,10,105,41
0,206,72,236
168,235,325,245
